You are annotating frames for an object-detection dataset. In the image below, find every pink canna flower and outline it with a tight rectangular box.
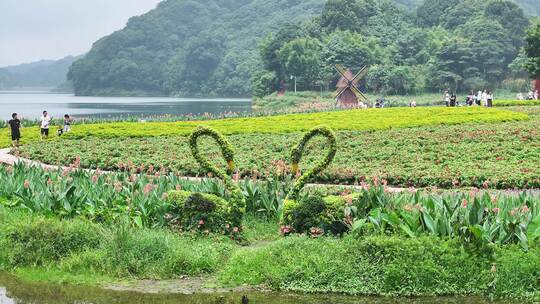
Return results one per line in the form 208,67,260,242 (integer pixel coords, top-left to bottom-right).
161,192,169,200
23,180,30,189
47,178,53,186
461,199,468,209
521,205,530,214
92,175,99,183
492,208,500,214
143,183,154,195
175,185,182,191
198,219,205,226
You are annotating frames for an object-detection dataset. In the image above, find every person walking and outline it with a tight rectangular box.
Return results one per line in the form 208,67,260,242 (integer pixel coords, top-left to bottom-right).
8,113,21,148
40,110,52,140
535,90,539,101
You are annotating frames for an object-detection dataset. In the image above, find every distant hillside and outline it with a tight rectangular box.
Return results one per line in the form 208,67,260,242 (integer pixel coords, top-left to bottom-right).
69,0,326,97
0,55,81,90
394,0,538,15
68,0,536,97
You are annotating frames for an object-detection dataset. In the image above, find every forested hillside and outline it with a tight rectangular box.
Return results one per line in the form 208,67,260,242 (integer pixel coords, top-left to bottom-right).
254,0,533,96
68,0,326,97
0,55,80,89
69,0,537,97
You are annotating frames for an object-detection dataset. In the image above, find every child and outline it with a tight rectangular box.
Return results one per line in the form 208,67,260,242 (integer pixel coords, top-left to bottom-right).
63,114,73,133
8,113,21,148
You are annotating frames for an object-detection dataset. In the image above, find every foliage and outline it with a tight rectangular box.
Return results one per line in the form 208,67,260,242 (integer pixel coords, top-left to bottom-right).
256,0,530,95
22,107,527,141
188,126,245,231
287,126,337,200
0,207,234,279
282,194,357,235
67,0,326,97
220,235,540,300
15,108,538,189
525,21,540,78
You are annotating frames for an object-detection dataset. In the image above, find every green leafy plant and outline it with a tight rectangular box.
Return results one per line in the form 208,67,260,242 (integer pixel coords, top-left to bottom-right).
167,126,246,235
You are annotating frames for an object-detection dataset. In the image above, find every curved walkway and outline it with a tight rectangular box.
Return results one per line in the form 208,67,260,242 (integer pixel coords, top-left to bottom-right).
1,148,537,195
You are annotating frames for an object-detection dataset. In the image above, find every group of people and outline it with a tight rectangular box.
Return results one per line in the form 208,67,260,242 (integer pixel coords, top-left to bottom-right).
443,90,494,107
516,90,539,101
7,111,73,148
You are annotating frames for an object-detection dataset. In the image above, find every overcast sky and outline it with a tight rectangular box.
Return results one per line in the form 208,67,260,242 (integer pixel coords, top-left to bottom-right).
0,0,162,67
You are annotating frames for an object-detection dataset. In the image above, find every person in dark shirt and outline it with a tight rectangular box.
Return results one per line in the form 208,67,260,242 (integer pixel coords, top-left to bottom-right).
8,113,21,148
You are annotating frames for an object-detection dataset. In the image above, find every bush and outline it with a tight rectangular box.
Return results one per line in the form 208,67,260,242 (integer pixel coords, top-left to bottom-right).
167,190,240,234
220,235,539,300
282,194,358,235
60,225,234,279
0,214,102,267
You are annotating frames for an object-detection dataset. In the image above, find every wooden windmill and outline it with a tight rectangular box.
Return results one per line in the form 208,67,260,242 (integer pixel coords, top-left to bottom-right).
334,65,368,108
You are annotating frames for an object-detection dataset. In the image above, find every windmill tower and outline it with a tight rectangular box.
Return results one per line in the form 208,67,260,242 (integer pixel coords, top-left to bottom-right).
334,65,368,108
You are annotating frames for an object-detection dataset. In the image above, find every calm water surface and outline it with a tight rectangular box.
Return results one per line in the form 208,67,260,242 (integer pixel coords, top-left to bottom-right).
0,91,252,120
0,273,519,304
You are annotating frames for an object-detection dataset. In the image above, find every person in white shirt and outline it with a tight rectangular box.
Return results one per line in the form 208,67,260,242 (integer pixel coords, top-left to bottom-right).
528,91,534,100
477,90,483,106
517,92,524,100
443,91,450,106
535,90,539,101
481,90,488,107
40,110,52,140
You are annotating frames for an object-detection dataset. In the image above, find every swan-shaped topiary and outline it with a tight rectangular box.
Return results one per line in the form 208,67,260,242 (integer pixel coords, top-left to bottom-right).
281,126,360,236
166,126,245,235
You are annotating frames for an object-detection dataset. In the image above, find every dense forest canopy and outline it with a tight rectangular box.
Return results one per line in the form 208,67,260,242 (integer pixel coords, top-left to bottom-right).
0,55,80,89
68,0,538,97
68,0,326,97
255,0,534,96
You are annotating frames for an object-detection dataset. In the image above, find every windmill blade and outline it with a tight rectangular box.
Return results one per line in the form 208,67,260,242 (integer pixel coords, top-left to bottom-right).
335,64,349,80
351,66,368,84
351,84,368,102
334,85,349,99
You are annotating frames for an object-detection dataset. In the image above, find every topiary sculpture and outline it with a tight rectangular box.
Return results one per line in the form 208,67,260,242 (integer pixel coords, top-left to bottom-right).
166,126,245,235
282,126,360,236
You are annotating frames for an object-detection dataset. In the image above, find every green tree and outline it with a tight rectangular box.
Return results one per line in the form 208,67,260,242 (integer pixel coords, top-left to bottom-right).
524,21,540,78
416,0,459,27
278,37,323,89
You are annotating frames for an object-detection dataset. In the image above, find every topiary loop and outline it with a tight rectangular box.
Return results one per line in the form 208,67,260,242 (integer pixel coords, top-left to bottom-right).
188,126,245,221
286,126,337,201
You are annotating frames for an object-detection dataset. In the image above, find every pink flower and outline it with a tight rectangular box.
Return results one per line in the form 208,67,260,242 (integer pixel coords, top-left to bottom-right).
143,183,155,195
461,199,468,209
6,166,13,174
521,205,530,214
91,175,99,183
482,181,489,189
23,179,30,189
280,225,292,235
492,208,500,214
114,182,123,192
198,219,205,226
175,185,182,191
47,178,53,186
232,227,239,233
161,192,169,200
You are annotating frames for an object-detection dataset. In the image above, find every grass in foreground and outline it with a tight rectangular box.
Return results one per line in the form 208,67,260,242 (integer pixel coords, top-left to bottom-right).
0,206,538,301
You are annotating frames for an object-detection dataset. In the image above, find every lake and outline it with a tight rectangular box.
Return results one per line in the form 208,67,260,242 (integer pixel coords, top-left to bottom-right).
0,91,252,120
0,272,517,304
